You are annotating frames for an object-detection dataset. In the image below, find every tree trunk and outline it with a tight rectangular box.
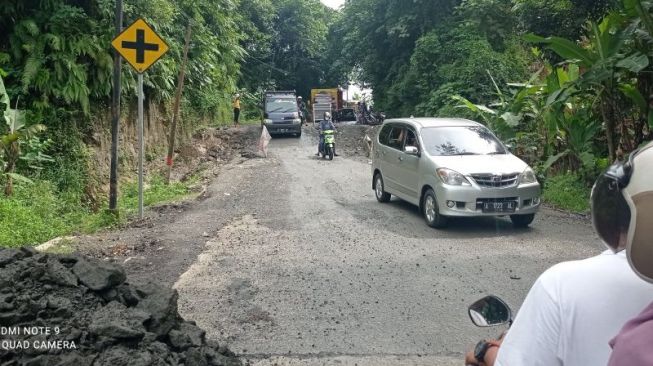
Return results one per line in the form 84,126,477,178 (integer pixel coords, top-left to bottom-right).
3,176,12,197
166,23,192,185
4,158,15,197
601,95,617,162
4,141,19,197
4,174,12,197
636,72,653,147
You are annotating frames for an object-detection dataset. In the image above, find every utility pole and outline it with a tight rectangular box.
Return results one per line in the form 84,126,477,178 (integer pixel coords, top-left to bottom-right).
165,23,192,184
109,0,123,213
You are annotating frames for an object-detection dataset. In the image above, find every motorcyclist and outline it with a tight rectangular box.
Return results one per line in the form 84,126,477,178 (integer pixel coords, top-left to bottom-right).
465,141,653,366
316,112,337,157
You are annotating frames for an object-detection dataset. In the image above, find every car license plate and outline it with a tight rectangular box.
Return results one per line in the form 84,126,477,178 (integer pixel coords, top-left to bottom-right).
483,201,516,213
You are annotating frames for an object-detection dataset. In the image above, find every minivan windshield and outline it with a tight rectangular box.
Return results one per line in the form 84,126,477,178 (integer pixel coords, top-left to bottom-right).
266,98,297,113
420,126,507,156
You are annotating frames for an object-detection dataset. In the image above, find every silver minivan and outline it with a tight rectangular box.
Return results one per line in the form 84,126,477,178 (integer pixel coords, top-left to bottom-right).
371,118,541,228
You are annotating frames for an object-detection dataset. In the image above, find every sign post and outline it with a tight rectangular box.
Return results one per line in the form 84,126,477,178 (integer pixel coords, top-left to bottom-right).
111,18,169,219
137,73,144,218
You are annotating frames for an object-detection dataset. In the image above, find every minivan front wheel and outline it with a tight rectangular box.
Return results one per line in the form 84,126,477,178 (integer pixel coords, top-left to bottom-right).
374,173,391,203
423,189,448,228
510,214,535,228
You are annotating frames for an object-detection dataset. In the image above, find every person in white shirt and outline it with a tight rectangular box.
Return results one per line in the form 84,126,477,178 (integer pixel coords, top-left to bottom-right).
465,141,653,366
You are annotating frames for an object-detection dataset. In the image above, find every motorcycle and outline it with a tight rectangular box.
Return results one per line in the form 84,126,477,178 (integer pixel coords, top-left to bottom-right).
466,295,513,365
372,111,386,125
356,107,385,125
320,129,336,160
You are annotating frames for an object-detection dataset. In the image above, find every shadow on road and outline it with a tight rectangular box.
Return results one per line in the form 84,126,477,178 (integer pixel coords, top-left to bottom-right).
346,197,538,240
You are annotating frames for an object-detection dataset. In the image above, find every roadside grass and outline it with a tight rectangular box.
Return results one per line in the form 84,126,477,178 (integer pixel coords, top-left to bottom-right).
119,175,193,215
542,173,591,214
0,175,194,248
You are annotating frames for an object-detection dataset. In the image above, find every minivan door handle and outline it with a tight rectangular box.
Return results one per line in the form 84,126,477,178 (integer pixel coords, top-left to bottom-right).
397,156,404,161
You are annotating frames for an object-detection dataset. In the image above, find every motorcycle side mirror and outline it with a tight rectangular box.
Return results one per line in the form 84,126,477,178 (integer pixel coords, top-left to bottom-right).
404,146,420,156
468,295,512,327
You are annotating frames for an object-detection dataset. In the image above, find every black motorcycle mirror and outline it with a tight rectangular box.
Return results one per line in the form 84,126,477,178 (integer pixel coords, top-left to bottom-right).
468,295,513,327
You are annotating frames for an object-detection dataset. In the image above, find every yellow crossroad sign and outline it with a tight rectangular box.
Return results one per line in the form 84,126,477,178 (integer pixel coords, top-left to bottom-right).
111,18,169,73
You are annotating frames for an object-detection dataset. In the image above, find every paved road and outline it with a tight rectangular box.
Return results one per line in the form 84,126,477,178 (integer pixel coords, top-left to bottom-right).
174,131,602,365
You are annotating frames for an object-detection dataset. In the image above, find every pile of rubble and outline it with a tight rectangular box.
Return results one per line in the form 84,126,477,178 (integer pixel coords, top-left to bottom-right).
163,126,260,184
0,247,241,366
191,127,261,162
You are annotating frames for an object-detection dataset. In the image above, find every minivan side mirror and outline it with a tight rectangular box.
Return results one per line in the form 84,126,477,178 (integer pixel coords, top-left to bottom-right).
404,146,420,156
468,295,512,327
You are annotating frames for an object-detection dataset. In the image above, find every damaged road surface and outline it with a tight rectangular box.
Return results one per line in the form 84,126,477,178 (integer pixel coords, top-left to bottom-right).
174,128,602,366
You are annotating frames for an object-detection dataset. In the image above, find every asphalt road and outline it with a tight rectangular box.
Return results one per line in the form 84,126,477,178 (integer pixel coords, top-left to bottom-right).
174,129,602,365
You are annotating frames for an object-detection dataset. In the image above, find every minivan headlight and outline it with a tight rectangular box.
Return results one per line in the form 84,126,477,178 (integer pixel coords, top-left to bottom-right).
437,168,471,186
264,119,273,124
520,168,538,184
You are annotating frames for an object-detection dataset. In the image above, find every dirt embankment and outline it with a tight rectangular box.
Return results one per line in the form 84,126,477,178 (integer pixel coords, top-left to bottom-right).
0,247,242,366
39,125,261,283
152,126,262,184
85,108,259,208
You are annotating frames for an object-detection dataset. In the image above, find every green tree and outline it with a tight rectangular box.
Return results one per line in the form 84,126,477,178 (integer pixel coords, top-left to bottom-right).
237,0,277,91
1,75,47,196
339,0,461,110
527,12,649,160
270,0,334,98
513,0,619,39
406,23,529,117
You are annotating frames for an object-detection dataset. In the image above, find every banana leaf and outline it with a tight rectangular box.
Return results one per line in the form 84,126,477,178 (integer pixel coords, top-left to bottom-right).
6,173,33,185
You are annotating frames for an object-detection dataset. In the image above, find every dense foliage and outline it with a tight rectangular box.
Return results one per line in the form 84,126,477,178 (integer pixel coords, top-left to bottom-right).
238,0,341,101
0,0,337,246
0,0,248,201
